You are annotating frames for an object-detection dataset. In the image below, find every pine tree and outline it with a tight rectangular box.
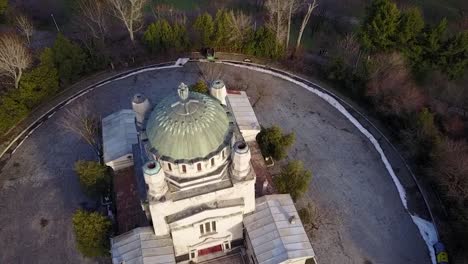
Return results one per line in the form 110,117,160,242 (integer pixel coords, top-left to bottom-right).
143,19,174,53
438,31,468,79
359,0,400,51
396,7,424,47
213,9,233,50
274,160,312,201
72,210,111,257
52,34,87,84
193,13,214,47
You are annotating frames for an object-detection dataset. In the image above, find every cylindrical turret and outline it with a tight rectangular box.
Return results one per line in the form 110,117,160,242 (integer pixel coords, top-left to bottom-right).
132,93,151,131
231,141,251,180
143,161,168,200
210,80,227,105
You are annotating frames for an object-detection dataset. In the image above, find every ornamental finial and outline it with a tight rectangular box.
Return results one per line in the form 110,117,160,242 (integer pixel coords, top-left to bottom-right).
178,83,189,101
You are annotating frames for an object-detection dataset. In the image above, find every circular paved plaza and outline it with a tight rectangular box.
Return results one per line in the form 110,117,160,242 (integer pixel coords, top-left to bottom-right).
0,63,430,264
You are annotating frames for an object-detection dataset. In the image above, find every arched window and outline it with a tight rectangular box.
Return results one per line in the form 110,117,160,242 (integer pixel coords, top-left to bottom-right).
222,150,225,159
182,165,187,173
167,163,172,171
211,158,215,167
197,163,202,172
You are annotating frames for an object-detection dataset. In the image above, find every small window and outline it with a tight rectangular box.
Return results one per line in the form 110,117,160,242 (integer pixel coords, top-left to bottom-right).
200,221,216,235
167,163,172,171
211,158,215,167
222,150,225,159
182,165,187,173
190,251,196,259
224,242,230,250
197,163,202,172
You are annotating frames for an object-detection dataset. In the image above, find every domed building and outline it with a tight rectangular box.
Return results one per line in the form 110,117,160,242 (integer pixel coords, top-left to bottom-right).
105,79,316,264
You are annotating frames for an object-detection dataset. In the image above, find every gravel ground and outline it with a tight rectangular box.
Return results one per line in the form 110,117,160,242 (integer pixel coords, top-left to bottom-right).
0,63,430,264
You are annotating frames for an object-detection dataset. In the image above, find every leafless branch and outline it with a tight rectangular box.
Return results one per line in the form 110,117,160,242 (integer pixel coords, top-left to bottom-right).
76,0,108,40
106,0,147,42
0,34,32,89
15,15,34,45
228,10,252,44
58,102,102,158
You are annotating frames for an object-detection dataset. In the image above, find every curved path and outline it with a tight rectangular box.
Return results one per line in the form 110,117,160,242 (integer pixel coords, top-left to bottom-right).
0,62,432,263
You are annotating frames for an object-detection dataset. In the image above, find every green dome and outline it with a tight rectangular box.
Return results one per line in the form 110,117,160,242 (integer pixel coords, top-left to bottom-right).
146,91,231,162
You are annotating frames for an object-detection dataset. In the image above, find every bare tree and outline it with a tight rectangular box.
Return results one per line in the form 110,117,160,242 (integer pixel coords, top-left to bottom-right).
265,0,289,46
286,0,300,49
0,34,32,89
59,102,102,159
76,0,108,40
228,10,252,47
15,15,34,45
106,0,147,42
295,0,318,55
197,63,225,84
367,53,426,115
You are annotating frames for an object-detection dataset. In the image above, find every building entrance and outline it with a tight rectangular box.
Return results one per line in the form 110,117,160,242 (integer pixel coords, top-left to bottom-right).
198,244,222,256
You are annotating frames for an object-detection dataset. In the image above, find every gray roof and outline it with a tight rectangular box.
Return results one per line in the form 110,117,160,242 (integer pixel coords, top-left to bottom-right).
146,91,232,162
244,194,315,264
226,91,260,132
102,110,138,163
111,227,176,264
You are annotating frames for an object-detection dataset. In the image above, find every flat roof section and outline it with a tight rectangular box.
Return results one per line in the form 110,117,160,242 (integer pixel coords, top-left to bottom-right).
111,227,176,264
244,194,316,264
226,91,261,142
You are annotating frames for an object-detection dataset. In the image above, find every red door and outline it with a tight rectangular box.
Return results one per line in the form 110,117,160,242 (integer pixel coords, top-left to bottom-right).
198,244,222,256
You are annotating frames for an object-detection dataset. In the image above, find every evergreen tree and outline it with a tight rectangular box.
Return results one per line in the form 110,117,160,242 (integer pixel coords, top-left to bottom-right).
359,0,400,51
193,13,214,47
438,31,468,79
244,27,284,59
256,125,295,160
173,23,189,51
72,210,111,257
213,9,233,50
396,7,424,47
274,160,312,201
74,160,110,198
18,48,59,109
52,34,87,84
0,0,7,16
143,19,174,53
410,19,447,75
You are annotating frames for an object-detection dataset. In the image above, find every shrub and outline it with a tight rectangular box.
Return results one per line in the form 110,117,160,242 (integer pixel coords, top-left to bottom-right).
401,108,441,165
18,48,59,109
72,209,111,257
274,160,312,201
0,91,29,134
74,160,110,198
190,79,209,94
366,52,425,116
256,125,295,160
